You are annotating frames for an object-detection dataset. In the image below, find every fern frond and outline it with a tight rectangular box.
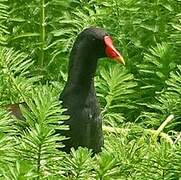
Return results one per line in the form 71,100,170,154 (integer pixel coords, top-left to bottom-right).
139,42,175,94
0,109,16,177
0,0,9,45
0,48,39,103
96,63,137,124
63,148,93,179
14,85,68,178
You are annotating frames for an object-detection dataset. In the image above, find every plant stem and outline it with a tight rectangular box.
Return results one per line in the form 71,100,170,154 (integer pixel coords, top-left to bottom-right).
174,132,181,144
40,0,46,67
36,144,41,180
156,115,174,135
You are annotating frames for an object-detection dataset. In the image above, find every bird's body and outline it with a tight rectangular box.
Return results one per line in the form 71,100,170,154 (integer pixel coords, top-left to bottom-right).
5,27,124,154
60,82,102,153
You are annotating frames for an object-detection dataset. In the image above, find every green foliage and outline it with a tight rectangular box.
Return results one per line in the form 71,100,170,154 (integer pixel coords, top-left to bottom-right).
96,63,137,125
139,42,176,97
94,150,118,179
0,85,69,179
0,110,14,171
0,47,39,104
63,148,93,179
0,0,9,45
0,0,180,179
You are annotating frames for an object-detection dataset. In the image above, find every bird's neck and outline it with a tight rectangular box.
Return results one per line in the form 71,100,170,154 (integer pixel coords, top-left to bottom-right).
66,49,98,94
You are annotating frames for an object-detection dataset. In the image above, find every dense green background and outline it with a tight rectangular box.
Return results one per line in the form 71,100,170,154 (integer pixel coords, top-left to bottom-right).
0,0,180,179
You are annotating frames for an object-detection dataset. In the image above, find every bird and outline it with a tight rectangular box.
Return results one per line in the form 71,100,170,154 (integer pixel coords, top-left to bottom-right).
5,27,125,154
58,27,125,153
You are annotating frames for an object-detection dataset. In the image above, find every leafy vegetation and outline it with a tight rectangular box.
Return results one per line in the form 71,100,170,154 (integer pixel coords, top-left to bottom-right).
0,0,180,179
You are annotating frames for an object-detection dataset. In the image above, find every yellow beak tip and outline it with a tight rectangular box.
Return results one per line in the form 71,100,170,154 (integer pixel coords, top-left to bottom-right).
115,56,125,65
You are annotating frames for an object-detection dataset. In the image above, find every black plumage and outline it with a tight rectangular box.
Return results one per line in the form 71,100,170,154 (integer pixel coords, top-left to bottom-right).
59,27,124,153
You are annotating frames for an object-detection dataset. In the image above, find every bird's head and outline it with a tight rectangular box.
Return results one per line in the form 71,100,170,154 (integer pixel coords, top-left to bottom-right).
79,27,125,65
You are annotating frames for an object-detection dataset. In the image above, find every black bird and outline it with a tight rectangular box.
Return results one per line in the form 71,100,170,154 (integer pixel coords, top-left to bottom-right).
5,27,125,154
59,27,125,153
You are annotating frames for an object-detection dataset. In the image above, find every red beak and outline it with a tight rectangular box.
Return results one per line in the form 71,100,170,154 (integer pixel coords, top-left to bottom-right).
104,36,125,65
